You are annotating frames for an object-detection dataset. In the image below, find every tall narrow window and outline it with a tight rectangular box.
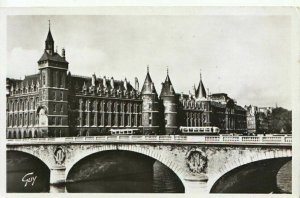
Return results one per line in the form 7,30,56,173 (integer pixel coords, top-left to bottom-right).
42,74,46,86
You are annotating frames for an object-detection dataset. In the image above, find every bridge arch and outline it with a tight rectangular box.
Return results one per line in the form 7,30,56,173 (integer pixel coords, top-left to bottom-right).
6,147,53,170
207,149,292,192
65,144,187,188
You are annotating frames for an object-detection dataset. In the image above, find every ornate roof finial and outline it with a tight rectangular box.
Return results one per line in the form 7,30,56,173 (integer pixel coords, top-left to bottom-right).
147,65,149,73
200,69,202,80
48,20,51,30
167,66,169,75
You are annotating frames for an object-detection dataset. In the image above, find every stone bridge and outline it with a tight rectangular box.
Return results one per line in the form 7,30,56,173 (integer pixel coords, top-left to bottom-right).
6,135,292,193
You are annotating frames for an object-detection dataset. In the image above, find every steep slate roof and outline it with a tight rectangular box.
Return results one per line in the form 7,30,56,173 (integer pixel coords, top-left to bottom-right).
46,28,54,43
38,51,68,63
7,73,40,88
160,74,175,97
195,78,207,99
71,75,136,93
211,101,227,109
141,72,157,94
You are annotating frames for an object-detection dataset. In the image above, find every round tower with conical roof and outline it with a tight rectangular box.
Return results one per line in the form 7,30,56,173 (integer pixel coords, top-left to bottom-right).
160,69,178,135
141,67,160,135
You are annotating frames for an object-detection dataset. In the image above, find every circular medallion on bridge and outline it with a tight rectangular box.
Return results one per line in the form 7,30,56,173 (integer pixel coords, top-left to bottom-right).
54,147,66,165
186,150,207,174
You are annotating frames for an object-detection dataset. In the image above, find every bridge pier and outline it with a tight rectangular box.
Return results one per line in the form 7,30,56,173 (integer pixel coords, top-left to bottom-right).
184,180,208,194
183,173,209,194
50,167,66,185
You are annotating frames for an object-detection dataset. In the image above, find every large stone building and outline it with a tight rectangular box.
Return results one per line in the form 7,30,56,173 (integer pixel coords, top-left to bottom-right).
245,105,273,134
6,25,247,138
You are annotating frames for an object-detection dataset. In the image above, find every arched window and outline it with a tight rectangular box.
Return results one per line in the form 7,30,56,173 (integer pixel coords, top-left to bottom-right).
34,130,37,138
19,115,22,126
13,131,16,139
18,131,21,139
8,131,11,139
10,115,12,126
28,131,32,138
14,114,17,126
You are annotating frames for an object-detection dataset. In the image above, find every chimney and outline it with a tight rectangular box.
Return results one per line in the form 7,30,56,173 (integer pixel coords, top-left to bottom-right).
124,78,128,90
92,73,96,86
103,76,107,87
134,77,139,91
62,48,65,59
110,77,114,89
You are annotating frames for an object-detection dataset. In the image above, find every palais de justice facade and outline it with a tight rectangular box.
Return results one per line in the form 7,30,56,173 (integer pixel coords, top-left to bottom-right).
6,26,247,139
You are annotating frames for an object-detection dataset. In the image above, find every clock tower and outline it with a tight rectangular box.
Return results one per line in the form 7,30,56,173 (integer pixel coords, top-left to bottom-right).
37,22,69,137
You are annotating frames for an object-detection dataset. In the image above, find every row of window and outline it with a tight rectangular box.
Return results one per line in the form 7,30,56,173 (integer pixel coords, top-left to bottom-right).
79,112,141,127
10,85,38,95
52,91,64,101
7,113,38,127
181,100,208,110
82,86,139,99
7,130,38,139
49,117,63,125
79,99,142,113
42,71,65,88
7,97,39,112
53,104,64,113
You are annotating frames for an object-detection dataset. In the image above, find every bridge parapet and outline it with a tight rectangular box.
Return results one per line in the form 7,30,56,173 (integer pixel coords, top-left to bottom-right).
6,135,292,146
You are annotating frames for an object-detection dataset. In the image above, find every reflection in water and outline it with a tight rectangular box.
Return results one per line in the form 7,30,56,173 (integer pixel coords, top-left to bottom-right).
210,158,291,193
276,160,292,193
66,161,184,193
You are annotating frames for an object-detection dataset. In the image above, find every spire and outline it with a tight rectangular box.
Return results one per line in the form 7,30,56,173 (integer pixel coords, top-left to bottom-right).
160,69,175,97
141,66,157,95
196,72,207,100
200,70,202,81
45,20,54,55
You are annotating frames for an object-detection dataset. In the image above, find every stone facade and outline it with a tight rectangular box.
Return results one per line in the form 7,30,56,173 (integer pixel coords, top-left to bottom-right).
245,105,273,134
6,25,248,138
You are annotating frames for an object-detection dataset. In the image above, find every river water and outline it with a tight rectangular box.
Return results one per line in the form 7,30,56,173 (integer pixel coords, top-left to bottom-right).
7,152,291,193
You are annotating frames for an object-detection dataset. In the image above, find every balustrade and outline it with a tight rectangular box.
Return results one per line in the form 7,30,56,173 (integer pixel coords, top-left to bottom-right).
6,134,292,145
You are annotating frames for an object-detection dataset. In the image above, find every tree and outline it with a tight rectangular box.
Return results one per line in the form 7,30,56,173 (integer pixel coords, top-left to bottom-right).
269,107,292,134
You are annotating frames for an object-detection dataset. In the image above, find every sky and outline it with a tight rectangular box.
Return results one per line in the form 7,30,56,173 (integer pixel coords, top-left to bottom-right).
6,15,292,109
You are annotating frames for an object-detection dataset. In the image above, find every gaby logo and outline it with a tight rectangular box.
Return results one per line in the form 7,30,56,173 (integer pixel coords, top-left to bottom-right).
21,172,37,187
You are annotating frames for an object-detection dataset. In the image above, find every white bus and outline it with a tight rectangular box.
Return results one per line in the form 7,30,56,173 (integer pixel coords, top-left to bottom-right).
179,126,220,135
110,129,141,135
